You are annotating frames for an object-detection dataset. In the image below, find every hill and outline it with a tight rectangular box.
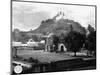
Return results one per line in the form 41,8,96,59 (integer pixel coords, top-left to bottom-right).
31,11,86,36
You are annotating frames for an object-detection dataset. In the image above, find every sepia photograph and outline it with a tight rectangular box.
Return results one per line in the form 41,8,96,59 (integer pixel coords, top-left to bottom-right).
11,0,96,75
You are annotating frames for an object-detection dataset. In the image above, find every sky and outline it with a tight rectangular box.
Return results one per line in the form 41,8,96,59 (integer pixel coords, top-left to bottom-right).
12,1,96,31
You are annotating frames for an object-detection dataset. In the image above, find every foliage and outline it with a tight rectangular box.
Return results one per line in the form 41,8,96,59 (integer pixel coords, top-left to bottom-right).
88,24,95,33
85,31,96,56
52,35,59,51
66,31,86,56
84,24,96,56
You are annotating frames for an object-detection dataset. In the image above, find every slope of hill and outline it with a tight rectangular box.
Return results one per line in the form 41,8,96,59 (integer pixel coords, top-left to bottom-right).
32,12,86,36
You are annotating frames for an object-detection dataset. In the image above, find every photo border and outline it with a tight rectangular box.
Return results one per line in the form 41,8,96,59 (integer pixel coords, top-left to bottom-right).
10,0,97,75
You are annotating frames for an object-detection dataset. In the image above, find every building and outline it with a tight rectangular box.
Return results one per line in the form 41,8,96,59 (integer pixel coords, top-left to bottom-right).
44,33,67,52
27,39,38,47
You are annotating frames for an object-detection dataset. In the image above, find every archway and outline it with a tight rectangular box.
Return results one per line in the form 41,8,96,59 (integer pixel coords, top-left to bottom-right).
58,43,67,52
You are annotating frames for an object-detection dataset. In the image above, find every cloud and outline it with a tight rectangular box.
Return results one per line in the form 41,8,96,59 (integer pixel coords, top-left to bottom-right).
12,2,50,31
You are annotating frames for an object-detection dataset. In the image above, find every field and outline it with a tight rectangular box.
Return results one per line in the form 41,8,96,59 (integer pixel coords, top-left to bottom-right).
17,50,87,63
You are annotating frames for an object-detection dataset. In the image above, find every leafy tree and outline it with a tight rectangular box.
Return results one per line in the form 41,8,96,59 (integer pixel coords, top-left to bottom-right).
67,31,86,56
20,32,30,43
32,35,38,42
85,31,96,56
52,35,59,52
88,24,95,33
12,29,21,42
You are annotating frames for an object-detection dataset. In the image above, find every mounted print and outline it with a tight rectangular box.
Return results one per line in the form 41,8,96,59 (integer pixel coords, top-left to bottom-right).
11,0,96,75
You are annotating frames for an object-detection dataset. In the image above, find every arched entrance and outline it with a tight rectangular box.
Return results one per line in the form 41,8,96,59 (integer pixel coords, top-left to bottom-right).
58,43,67,52
61,45,64,52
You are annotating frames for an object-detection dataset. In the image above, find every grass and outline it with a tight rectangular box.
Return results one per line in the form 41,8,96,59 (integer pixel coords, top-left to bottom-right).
16,50,93,63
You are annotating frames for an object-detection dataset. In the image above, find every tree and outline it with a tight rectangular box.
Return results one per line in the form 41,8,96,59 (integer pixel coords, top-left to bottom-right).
85,31,96,56
67,31,85,56
52,35,59,52
32,35,38,41
88,24,95,33
12,29,21,42
20,32,30,43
